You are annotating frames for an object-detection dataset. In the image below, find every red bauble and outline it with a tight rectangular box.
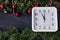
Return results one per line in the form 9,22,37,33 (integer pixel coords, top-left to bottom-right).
0,4,5,9
27,9,32,14
33,3,40,7
51,3,56,7
15,12,20,17
12,5,16,9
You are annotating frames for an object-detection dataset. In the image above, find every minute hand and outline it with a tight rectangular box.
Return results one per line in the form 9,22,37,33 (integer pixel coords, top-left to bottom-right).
41,13,45,22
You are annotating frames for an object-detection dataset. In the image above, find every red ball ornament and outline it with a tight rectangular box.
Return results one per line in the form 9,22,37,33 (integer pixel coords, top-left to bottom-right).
51,3,56,7
12,5,16,9
15,12,20,17
27,9,32,14
33,3,40,7
0,4,5,9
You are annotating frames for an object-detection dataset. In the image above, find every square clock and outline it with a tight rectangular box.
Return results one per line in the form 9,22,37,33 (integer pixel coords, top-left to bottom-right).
32,7,58,32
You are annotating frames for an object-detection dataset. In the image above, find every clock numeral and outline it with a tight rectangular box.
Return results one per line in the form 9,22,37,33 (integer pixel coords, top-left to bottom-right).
39,10,41,13
35,18,38,21
39,26,41,29
43,26,46,29
52,18,54,21
35,23,38,26
34,17,38,22
48,10,50,12
34,9,38,16
43,10,46,13
49,26,51,29
52,13,54,16
52,23,54,26
34,13,38,16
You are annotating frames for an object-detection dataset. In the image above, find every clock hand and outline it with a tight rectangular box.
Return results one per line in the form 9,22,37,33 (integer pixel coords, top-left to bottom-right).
43,15,45,22
41,13,45,22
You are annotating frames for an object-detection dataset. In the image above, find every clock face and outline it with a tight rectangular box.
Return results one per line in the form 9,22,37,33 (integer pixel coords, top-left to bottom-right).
32,7,58,32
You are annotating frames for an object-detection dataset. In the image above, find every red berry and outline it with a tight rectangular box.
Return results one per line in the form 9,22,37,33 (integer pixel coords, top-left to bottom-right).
0,4,5,9
33,3,40,7
12,5,16,9
51,3,56,7
15,12,20,17
27,9,32,14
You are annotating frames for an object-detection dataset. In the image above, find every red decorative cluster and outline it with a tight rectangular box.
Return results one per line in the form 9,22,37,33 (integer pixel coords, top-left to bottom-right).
0,4,5,9
51,3,56,7
27,9,32,14
33,3,40,7
0,3,56,17
12,5,16,9
15,12,20,17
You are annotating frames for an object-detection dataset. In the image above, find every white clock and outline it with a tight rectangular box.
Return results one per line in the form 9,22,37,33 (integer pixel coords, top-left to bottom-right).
32,7,58,32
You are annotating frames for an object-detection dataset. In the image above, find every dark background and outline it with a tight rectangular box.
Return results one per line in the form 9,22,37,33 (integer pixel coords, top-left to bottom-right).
0,9,32,31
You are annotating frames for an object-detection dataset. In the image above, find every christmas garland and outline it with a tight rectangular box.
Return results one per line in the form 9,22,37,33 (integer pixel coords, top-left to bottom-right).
0,0,60,17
